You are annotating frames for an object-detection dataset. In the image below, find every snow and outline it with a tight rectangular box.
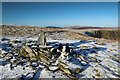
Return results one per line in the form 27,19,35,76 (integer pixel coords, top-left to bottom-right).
0,36,119,79
39,68,67,78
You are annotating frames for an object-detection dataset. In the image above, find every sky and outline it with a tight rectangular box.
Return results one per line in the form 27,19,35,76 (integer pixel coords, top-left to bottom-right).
2,2,118,27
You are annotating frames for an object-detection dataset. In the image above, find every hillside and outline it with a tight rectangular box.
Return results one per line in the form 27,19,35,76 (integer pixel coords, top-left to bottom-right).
64,26,101,29
64,25,118,30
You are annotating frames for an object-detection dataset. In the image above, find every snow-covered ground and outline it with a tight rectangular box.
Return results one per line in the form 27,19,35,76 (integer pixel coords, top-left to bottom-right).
0,36,119,79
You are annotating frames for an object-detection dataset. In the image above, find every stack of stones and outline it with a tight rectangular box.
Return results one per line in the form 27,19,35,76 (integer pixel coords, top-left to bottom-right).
1,30,87,79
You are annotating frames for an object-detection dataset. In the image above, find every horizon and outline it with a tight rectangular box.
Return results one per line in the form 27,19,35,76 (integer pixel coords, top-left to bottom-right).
2,2,118,27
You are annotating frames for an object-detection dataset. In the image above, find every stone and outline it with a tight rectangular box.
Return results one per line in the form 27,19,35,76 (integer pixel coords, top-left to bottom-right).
58,61,68,68
40,55,50,65
32,49,39,56
23,46,36,57
109,55,119,63
81,61,88,66
14,53,19,57
25,72,34,79
31,62,38,67
30,58,37,61
39,64,44,69
78,55,85,61
39,45,53,49
31,45,37,48
39,48,52,58
37,30,46,45
57,70,65,75
48,66,59,71
10,58,16,63
62,68,72,74
92,46,99,49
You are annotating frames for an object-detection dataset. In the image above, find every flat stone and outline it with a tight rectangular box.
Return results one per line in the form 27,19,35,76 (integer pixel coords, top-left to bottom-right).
81,61,88,66
31,62,38,67
39,45,53,49
48,66,59,71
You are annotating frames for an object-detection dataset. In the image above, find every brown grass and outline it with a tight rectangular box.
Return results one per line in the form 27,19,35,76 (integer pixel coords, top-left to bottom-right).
94,69,98,72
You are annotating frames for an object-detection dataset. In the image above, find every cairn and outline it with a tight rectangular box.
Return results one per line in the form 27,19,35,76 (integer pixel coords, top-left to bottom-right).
1,32,86,79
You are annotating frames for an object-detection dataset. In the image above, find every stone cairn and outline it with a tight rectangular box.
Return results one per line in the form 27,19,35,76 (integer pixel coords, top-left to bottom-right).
1,31,92,80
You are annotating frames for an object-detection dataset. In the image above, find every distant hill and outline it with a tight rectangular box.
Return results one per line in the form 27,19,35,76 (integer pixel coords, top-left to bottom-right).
45,26,62,29
64,26,118,30
64,26,102,29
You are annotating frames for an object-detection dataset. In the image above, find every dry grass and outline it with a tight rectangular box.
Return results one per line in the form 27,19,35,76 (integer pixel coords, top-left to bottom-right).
95,72,101,76
92,46,99,49
94,69,98,72
112,44,117,46
80,46,89,49
110,49,114,51
2,25,65,37
109,55,119,62
88,30,119,41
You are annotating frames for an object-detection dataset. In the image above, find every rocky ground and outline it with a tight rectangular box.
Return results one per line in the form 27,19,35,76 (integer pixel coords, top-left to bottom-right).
0,25,120,79
0,35,120,79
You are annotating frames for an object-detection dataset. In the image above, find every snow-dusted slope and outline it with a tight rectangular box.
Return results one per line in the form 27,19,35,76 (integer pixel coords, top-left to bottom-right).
0,36,119,79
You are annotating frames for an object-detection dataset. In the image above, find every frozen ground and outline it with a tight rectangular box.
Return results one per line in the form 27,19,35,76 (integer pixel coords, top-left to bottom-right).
0,36,120,79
